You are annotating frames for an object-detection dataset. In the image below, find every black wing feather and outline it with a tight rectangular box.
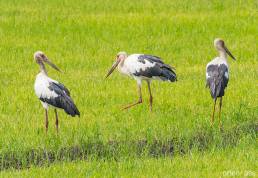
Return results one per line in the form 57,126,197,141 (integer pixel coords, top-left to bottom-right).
138,55,165,64
206,64,228,99
52,82,71,96
40,82,80,117
135,54,177,82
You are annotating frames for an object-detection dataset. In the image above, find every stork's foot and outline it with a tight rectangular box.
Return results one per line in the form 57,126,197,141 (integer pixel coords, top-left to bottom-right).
122,99,143,110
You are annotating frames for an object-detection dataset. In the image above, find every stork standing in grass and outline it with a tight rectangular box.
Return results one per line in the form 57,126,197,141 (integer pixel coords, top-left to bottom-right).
34,51,80,133
106,52,177,110
206,39,236,126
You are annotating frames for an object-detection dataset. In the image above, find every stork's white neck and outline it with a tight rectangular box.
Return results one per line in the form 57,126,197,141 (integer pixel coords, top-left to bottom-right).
218,50,227,60
118,59,130,76
39,62,48,76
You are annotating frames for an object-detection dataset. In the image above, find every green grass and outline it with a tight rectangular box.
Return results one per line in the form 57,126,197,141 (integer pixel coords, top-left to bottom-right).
0,0,257,176
1,143,257,177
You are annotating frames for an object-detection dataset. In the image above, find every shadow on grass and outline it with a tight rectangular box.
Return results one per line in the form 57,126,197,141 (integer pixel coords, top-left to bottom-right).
0,121,256,171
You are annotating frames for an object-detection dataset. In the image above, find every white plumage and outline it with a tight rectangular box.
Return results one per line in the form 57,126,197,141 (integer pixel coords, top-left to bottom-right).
118,54,155,76
106,52,177,110
33,51,80,133
34,72,58,109
206,57,229,80
206,38,236,126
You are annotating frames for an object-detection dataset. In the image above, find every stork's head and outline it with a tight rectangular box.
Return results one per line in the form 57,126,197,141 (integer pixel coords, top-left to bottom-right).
214,38,236,60
34,51,61,72
117,51,127,59
105,51,128,78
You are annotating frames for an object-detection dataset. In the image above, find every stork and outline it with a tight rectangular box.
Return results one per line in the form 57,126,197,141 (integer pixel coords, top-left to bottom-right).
34,51,80,133
106,52,177,111
206,39,236,126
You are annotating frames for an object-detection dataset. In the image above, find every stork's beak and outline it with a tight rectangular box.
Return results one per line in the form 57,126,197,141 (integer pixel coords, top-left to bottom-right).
105,59,120,79
45,59,62,72
224,46,236,60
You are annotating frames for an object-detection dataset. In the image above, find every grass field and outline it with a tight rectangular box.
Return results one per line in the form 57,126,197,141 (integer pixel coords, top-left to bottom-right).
0,0,257,177
1,144,257,177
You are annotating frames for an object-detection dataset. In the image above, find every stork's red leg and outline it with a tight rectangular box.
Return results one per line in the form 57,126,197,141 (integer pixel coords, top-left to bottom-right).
54,109,59,134
122,83,142,110
45,109,48,134
147,81,153,111
211,98,217,125
218,97,223,128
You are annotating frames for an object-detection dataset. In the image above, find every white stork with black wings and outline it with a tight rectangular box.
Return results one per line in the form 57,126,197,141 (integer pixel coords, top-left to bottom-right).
106,52,177,110
34,51,80,133
206,39,236,126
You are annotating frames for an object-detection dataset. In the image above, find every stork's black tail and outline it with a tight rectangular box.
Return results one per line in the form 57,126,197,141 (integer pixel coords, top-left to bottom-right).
43,82,80,117
209,78,227,100
62,96,80,117
40,95,80,117
162,68,177,82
